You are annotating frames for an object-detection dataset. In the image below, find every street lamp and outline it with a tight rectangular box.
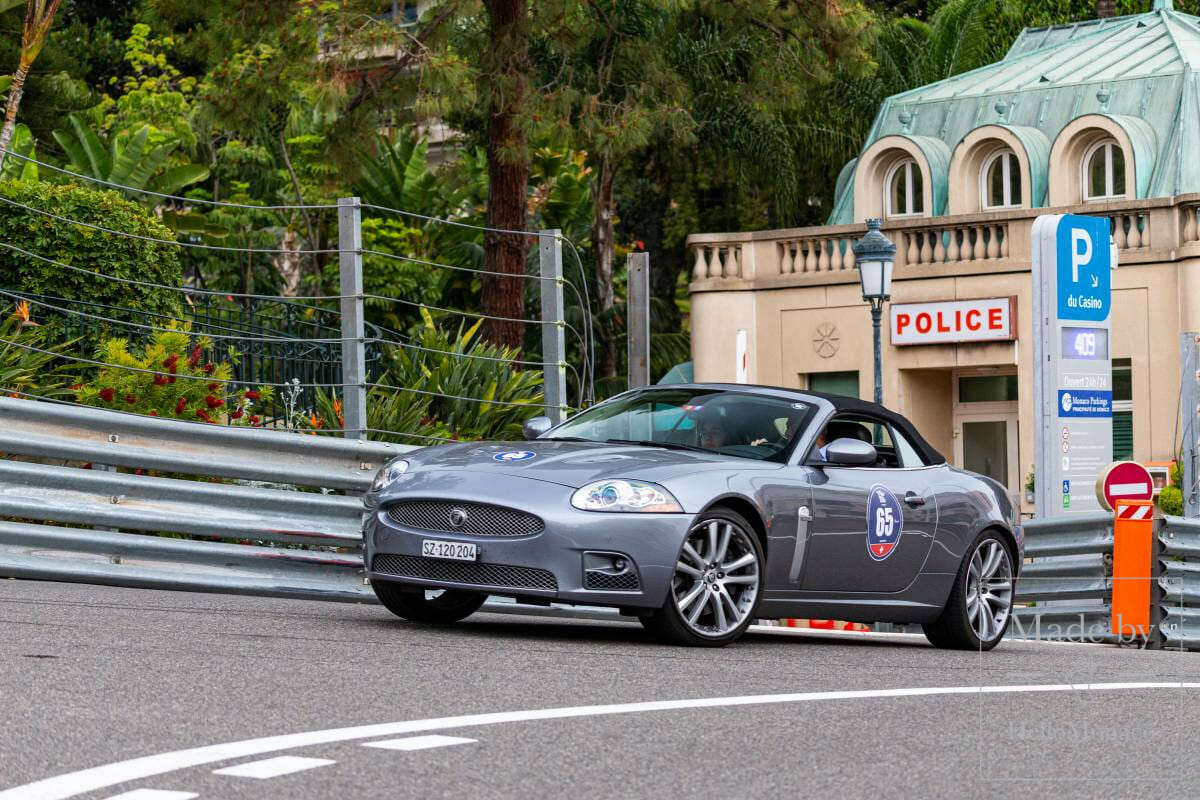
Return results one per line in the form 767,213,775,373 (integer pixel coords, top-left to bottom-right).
852,219,897,407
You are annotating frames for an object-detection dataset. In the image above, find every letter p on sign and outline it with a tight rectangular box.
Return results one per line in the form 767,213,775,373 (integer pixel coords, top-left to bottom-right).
1071,228,1092,283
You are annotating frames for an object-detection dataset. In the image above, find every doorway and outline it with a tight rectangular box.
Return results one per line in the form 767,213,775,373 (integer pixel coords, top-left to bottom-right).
952,371,1019,493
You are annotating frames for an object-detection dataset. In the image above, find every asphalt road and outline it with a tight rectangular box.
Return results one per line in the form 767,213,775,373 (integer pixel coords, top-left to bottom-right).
1,580,1197,800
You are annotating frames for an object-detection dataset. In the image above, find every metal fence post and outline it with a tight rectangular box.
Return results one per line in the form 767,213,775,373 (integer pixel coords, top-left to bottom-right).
1182,332,1199,517
627,251,650,390
338,197,367,440
539,230,568,425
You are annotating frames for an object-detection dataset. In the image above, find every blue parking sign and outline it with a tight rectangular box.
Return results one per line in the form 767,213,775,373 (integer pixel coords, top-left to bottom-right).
1055,214,1110,322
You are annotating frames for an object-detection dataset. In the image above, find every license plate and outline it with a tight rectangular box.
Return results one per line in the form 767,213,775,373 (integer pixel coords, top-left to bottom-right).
421,539,478,561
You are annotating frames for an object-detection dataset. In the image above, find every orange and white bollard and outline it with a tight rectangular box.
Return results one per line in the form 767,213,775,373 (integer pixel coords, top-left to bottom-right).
1111,499,1154,639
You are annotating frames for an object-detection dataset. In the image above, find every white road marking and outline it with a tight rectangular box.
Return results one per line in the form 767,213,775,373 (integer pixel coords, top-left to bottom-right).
105,791,197,800
364,735,476,751
4,682,1198,800
212,756,335,779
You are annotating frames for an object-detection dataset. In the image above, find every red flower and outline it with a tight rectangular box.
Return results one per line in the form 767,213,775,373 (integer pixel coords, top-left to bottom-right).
134,469,146,476
174,397,187,415
207,382,219,391
231,409,244,420
167,375,176,384
188,344,203,367
153,374,169,385
202,363,215,375
69,383,82,390
168,363,177,375
196,409,213,423
98,387,115,403
124,394,137,404
249,415,261,426
163,354,179,369
204,394,223,409
244,390,261,401
148,410,158,417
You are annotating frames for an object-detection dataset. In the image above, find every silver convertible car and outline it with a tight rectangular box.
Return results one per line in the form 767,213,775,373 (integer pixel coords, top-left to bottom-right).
362,385,1022,649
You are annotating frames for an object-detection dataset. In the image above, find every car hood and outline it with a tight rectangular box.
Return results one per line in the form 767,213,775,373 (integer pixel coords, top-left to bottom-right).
399,440,782,489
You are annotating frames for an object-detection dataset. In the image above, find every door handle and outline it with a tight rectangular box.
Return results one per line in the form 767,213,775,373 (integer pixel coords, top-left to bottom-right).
903,492,927,507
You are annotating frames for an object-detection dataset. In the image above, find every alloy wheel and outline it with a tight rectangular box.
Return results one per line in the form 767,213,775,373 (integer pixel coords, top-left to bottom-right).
966,539,1013,643
671,518,760,638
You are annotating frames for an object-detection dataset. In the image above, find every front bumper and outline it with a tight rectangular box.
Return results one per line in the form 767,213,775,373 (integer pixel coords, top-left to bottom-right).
363,472,693,610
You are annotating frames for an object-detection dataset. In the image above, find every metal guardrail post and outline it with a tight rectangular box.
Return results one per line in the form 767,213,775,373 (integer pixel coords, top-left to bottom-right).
339,196,367,440
627,251,650,390
539,229,568,425
1182,332,1200,517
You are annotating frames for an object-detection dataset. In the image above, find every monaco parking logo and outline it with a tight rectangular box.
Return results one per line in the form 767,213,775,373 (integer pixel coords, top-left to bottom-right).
493,450,536,462
866,484,904,561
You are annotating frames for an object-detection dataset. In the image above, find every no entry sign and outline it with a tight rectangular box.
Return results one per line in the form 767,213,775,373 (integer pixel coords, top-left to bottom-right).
1095,461,1154,512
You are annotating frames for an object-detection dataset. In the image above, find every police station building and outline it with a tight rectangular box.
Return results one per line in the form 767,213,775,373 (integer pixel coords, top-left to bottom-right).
685,1,1200,511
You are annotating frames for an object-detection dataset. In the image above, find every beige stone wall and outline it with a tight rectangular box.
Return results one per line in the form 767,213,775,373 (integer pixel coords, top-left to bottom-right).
691,258,1185,467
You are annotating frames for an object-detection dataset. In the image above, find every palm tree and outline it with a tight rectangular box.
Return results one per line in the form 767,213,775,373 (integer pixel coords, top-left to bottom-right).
0,0,62,168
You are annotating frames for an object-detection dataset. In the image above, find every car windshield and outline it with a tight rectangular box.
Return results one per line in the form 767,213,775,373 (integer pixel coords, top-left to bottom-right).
544,388,813,462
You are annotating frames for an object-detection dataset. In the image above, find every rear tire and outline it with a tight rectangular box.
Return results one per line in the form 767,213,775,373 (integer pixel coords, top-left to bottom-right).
923,531,1014,651
643,508,763,647
372,580,487,624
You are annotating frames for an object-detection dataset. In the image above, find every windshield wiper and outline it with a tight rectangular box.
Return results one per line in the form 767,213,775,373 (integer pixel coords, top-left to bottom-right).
604,438,713,454
541,436,595,443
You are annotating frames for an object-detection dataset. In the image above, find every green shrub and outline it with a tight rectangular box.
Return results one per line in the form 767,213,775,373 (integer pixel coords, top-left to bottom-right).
74,323,272,425
0,180,183,319
313,309,544,444
1158,486,1184,517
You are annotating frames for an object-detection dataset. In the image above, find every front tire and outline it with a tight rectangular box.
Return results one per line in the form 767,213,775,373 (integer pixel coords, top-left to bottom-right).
923,531,1015,651
372,579,487,624
642,508,763,647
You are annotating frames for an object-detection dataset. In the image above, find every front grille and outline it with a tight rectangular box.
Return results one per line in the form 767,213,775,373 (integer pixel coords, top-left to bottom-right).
386,500,543,537
373,554,558,591
584,570,640,591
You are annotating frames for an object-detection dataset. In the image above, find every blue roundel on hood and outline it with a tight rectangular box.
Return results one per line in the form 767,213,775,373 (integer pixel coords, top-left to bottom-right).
493,450,536,462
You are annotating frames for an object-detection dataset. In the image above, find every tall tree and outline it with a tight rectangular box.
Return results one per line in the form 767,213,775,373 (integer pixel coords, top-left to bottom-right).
481,0,532,349
0,0,63,166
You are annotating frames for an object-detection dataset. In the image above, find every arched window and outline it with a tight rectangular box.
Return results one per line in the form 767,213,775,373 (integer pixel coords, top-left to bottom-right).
981,150,1022,210
1083,140,1126,201
885,159,924,217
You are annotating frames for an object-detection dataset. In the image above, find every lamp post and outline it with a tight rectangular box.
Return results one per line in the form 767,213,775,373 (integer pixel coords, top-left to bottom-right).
852,219,897,407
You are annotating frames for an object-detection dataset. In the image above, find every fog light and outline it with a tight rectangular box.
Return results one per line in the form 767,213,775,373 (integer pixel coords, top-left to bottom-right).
614,558,627,571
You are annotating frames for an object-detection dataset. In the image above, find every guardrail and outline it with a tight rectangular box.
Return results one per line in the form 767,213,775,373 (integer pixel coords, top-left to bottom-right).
1010,511,1200,650
1010,511,1118,644
1159,516,1200,650
0,396,408,601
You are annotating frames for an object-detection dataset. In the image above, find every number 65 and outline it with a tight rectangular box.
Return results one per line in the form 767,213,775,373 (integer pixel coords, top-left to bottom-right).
876,507,894,537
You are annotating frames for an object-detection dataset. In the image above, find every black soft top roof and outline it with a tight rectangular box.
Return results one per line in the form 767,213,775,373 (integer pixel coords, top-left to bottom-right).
658,383,947,466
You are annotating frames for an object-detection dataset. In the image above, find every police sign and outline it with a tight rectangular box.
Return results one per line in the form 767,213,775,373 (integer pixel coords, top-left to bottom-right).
1033,214,1115,517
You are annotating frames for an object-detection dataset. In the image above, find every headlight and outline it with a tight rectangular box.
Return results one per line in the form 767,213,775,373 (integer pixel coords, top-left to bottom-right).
370,459,409,492
571,479,683,513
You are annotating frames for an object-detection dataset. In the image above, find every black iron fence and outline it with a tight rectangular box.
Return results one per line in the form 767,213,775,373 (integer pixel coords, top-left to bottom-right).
17,291,381,424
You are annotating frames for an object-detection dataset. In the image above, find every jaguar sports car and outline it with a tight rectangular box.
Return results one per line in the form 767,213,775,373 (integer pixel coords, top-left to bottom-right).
362,385,1021,649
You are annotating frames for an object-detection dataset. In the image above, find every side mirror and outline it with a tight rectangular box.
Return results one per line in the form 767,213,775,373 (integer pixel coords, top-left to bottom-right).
823,437,877,466
523,416,553,441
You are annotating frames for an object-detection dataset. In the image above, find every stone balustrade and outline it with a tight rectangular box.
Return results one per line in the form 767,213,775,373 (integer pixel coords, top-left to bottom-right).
688,195,1200,286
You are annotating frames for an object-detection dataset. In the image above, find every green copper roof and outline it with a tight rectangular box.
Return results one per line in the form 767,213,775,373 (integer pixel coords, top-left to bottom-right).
829,3,1200,223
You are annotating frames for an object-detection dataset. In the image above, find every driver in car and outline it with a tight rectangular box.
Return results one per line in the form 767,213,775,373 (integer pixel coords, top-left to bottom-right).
697,418,728,450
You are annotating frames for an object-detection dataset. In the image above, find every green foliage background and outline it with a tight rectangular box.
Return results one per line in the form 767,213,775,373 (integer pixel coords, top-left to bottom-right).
0,180,182,319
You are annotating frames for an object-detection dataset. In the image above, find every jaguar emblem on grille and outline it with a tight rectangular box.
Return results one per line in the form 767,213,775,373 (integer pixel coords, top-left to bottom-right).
448,507,469,529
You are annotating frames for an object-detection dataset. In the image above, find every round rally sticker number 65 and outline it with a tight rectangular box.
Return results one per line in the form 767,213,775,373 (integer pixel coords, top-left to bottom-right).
866,484,905,561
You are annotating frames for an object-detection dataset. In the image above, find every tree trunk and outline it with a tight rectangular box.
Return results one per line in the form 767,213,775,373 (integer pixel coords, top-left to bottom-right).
278,128,322,295
0,63,30,169
274,227,303,297
592,156,616,377
481,0,530,350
